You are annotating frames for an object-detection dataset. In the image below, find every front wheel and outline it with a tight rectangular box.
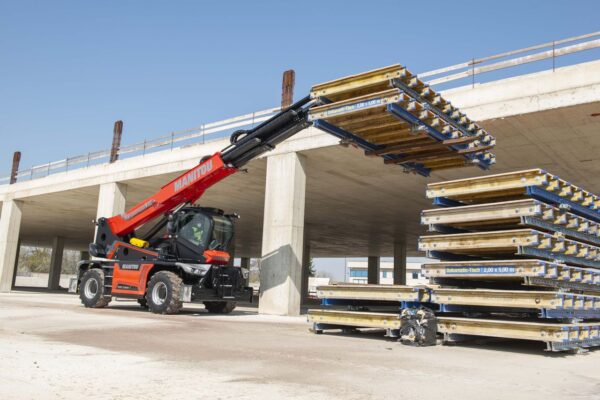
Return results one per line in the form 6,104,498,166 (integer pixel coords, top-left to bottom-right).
146,271,183,314
204,301,236,314
79,269,111,308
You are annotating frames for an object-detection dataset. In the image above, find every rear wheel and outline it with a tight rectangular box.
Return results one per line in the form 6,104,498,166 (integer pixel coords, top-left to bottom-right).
204,301,236,314
79,269,111,308
145,271,183,314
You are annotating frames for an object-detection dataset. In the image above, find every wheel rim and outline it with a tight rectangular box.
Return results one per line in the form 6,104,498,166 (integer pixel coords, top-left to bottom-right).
152,282,168,305
84,277,98,299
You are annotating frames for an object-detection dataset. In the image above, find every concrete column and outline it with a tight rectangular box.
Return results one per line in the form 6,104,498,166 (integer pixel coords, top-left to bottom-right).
240,257,250,286
300,240,310,305
240,257,250,269
11,239,21,289
0,200,23,292
259,152,306,316
393,241,407,285
48,236,65,290
227,235,236,267
96,182,127,221
367,256,379,284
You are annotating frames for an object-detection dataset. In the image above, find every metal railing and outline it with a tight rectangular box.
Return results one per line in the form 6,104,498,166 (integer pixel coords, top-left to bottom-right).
419,31,600,86
2,31,600,185
0,107,280,184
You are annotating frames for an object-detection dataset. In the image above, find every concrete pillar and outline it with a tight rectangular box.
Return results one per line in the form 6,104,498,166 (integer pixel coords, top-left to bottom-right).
0,200,23,292
240,257,250,286
393,241,407,285
96,182,127,221
259,152,306,316
48,236,65,290
301,240,310,305
367,256,379,284
11,239,21,289
227,235,236,267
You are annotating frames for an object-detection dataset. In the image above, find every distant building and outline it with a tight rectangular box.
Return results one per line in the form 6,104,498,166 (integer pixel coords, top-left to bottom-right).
346,260,428,285
308,277,331,296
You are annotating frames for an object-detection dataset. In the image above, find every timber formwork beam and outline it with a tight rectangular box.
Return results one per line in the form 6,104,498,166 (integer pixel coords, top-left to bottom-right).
426,169,600,223
422,259,600,291
422,199,600,246
419,229,600,269
430,288,600,319
314,283,600,319
316,284,429,302
307,310,600,351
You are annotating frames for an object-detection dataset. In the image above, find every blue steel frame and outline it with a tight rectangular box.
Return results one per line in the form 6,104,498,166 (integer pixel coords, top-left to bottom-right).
313,119,431,176
390,78,477,139
526,186,600,223
319,297,600,320
386,104,493,169
433,186,600,224
429,216,600,246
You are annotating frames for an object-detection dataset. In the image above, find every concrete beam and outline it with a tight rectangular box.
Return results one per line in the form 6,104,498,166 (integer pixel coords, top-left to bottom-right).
48,236,65,290
367,256,379,284
393,241,407,285
443,59,600,120
259,152,306,316
0,200,23,292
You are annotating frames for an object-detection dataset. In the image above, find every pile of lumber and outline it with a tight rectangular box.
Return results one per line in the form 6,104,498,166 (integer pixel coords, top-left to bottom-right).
307,65,496,176
308,169,600,352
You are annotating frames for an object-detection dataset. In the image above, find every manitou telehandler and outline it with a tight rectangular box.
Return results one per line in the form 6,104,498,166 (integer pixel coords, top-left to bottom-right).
71,64,495,317
72,96,315,315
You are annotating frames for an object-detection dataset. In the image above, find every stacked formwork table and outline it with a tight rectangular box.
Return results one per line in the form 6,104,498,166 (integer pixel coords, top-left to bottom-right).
307,65,495,176
308,170,600,352
421,169,600,350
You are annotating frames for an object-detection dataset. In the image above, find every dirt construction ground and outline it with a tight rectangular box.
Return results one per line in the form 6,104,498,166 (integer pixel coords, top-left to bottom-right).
1,292,600,400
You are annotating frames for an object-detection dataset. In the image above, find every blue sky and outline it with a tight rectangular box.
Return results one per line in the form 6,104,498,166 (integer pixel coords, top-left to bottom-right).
2,0,599,172
2,1,599,278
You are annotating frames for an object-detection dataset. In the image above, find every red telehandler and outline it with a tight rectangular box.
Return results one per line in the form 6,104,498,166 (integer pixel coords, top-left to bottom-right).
74,96,314,314
71,64,494,316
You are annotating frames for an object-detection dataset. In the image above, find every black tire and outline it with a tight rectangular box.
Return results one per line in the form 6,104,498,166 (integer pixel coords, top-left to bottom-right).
203,301,236,314
79,269,111,308
145,271,183,314
137,298,148,309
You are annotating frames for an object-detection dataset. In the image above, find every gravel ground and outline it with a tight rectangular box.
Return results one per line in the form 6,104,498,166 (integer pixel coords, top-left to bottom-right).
1,291,599,400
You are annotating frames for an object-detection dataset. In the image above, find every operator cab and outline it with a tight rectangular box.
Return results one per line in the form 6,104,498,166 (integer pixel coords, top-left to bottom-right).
171,207,234,263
